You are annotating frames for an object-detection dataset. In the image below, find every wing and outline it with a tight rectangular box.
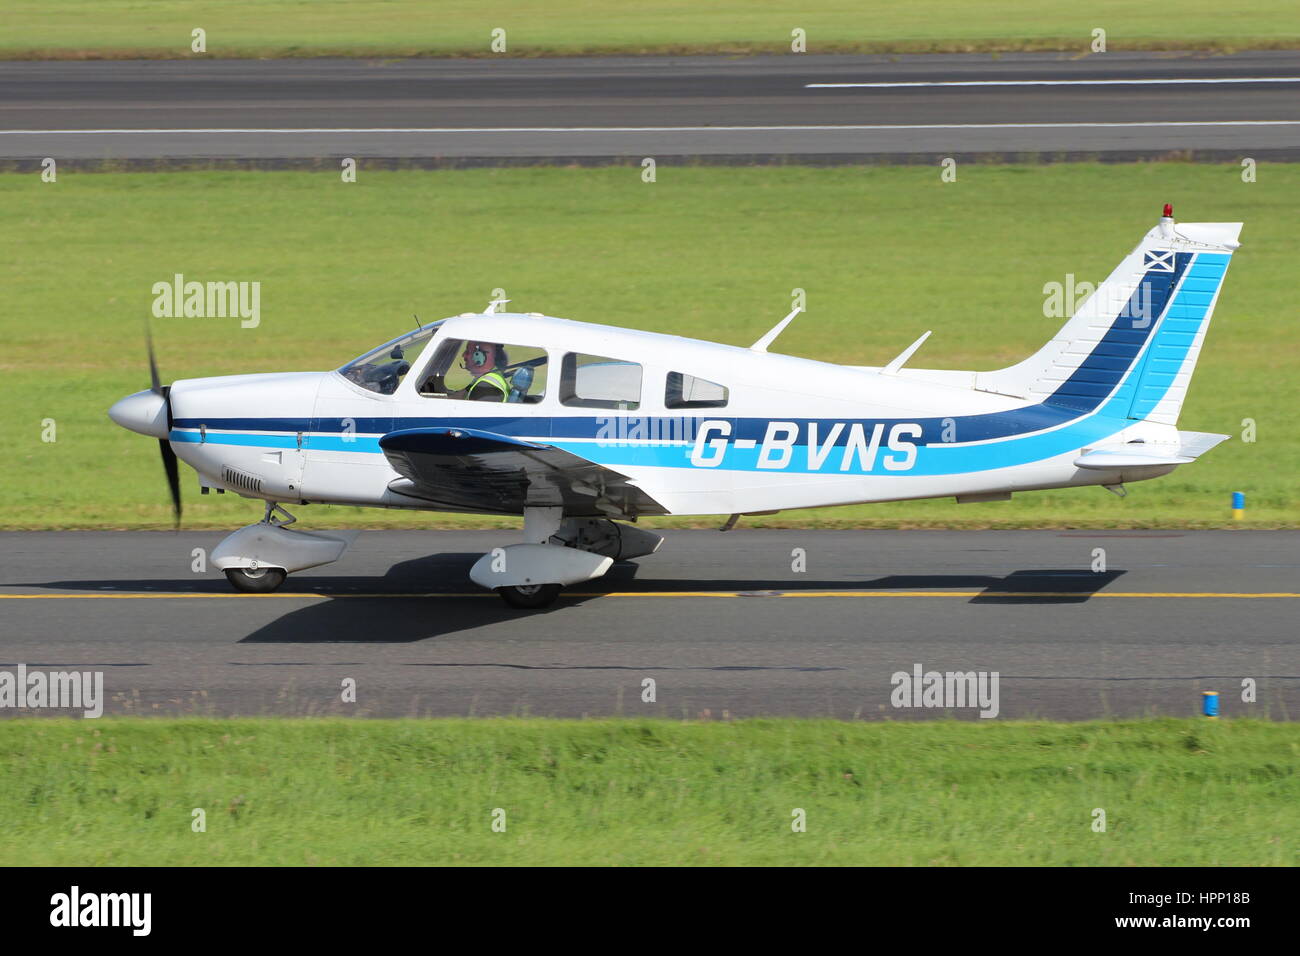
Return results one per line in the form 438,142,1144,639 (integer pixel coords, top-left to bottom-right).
378,426,669,517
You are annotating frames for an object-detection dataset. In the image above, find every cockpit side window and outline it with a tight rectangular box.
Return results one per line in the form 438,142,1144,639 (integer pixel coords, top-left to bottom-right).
665,371,729,409
418,339,548,404
338,323,441,395
560,353,642,410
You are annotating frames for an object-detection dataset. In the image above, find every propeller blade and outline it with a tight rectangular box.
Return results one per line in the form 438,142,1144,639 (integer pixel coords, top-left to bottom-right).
159,438,182,527
146,320,180,526
145,323,163,395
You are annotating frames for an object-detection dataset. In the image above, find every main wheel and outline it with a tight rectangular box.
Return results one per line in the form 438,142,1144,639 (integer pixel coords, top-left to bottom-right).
496,583,562,609
224,566,287,593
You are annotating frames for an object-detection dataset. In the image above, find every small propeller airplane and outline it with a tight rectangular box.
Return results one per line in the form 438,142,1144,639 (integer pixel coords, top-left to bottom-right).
109,205,1240,608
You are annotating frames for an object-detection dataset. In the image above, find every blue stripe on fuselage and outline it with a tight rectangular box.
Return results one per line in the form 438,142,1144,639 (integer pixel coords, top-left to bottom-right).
173,405,1083,447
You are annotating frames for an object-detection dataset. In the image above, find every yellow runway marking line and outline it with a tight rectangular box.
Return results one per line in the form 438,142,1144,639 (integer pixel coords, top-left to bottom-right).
1,591,1299,600
590,591,1300,598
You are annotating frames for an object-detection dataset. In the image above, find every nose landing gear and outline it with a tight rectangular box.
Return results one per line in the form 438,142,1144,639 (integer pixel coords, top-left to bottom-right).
224,565,288,593
212,502,353,594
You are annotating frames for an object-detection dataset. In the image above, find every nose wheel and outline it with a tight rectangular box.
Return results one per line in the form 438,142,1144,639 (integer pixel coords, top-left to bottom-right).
496,583,562,609
224,566,287,593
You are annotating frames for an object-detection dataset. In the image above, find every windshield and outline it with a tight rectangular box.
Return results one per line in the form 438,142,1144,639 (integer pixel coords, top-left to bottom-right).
338,320,444,394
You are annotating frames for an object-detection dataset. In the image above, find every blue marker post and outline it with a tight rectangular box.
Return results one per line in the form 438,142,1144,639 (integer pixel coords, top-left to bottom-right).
1202,691,1220,719
1232,492,1245,521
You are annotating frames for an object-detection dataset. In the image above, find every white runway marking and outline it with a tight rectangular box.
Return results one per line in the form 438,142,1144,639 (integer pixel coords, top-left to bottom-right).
807,77,1300,88
3,121,1300,134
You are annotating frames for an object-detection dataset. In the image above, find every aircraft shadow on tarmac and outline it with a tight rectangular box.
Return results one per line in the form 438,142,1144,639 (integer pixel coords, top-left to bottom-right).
22,554,1126,645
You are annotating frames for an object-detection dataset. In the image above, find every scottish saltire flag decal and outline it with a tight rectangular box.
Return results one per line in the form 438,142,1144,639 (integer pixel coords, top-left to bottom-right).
1144,250,1176,272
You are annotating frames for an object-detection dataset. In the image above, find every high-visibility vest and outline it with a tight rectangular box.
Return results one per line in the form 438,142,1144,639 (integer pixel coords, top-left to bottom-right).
468,370,510,401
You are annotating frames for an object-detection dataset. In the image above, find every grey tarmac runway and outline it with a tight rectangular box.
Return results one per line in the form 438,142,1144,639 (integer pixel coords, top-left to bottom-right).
0,529,1296,721
3,51,1300,162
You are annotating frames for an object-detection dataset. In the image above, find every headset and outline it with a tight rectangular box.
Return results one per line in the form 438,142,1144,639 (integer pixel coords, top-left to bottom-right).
460,341,505,377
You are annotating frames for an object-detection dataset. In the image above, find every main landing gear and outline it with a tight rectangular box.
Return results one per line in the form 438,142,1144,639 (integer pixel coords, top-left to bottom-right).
496,583,564,610
469,508,664,609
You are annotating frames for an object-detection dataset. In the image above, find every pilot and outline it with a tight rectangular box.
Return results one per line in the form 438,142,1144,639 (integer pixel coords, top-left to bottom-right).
452,341,512,402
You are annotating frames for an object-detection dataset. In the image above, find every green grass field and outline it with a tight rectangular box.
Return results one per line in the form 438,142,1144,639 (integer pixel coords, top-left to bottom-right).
4,0,1299,58
2,163,1293,530
0,717,1293,865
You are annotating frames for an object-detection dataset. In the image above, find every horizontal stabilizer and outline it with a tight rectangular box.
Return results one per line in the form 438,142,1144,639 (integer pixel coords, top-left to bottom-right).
1074,449,1193,470
1074,430,1229,470
1177,430,1230,459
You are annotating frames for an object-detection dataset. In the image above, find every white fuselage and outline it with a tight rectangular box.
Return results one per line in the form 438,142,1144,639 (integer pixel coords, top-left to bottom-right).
164,312,1177,518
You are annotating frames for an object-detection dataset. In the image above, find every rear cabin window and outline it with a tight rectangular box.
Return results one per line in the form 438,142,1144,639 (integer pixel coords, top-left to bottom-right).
560,353,642,409
665,372,729,409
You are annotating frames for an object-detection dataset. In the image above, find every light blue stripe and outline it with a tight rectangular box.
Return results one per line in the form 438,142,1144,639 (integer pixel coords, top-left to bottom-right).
170,431,297,449
170,430,384,454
